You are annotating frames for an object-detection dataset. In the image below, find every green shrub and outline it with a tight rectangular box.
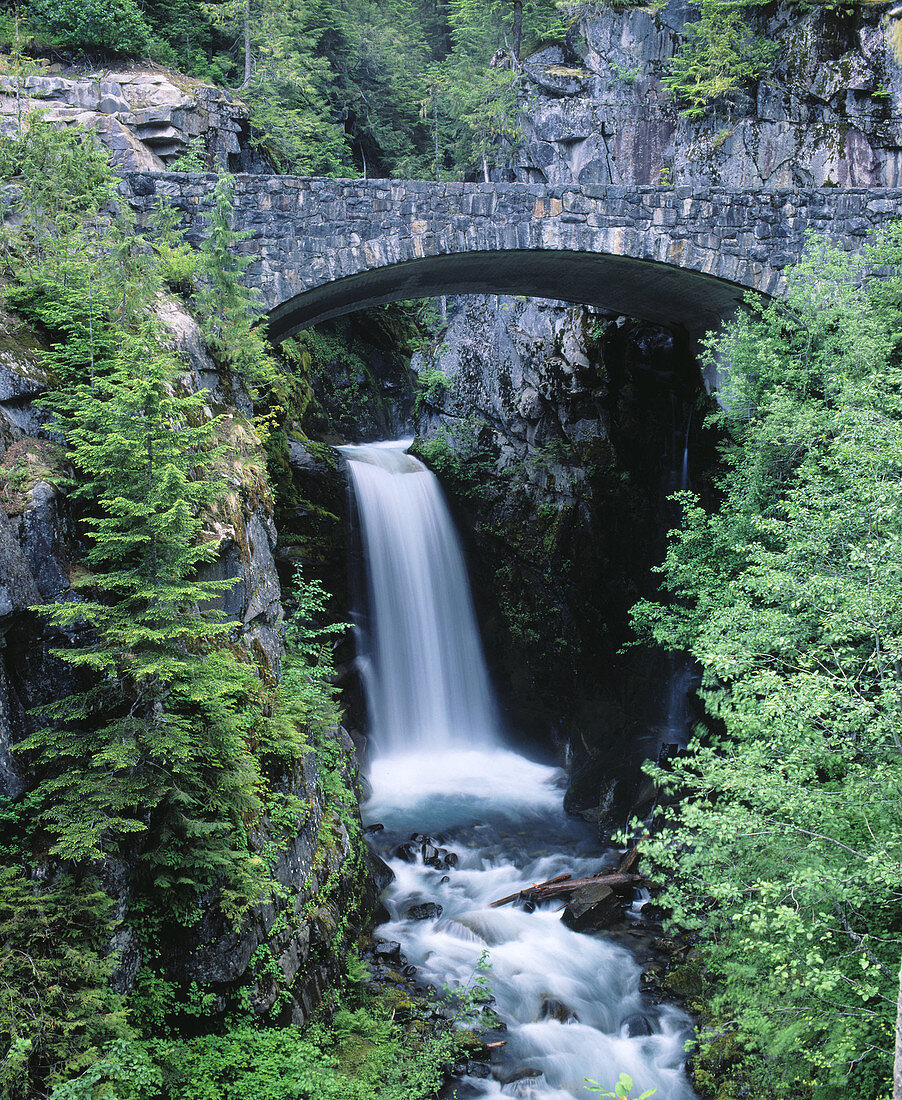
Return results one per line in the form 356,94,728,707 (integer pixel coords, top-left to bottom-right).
0,866,129,1098
663,0,778,118
27,0,152,55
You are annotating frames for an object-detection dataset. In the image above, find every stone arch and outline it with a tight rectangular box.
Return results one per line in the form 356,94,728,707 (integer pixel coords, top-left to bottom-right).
264,247,751,343
119,174,898,342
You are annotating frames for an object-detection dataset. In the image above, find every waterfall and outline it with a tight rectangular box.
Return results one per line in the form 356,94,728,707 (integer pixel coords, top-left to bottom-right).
342,438,697,1100
341,440,499,755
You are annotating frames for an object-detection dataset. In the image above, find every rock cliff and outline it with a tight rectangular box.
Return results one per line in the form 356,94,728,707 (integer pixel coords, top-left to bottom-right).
517,1,902,189
0,68,266,171
0,295,374,1022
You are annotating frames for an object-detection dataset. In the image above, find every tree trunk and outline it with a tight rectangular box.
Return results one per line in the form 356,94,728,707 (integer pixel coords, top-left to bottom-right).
511,0,523,62
242,0,252,88
894,951,902,1100
433,86,440,181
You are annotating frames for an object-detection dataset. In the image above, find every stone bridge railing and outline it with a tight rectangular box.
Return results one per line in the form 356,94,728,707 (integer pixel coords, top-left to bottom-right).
121,174,901,338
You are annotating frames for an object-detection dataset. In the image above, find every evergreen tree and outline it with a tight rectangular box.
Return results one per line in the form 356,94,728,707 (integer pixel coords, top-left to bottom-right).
663,0,779,118
429,0,563,178
0,124,303,915
194,173,280,398
203,0,351,173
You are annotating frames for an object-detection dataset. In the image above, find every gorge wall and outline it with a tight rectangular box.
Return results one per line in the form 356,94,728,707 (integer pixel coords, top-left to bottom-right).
0,298,375,1026
414,0,902,829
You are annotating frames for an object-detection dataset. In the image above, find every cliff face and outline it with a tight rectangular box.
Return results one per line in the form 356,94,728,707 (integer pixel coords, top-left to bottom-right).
0,296,374,1023
0,68,267,172
415,1,900,828
517,1,902,189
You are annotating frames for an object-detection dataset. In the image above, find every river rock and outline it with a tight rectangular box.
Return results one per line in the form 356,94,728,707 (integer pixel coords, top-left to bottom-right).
497,1066,545,1086
373,939,404,964
539,998,577,1023
423,843,458,870
466,1061,492,1078
561,883,621,932
405,901,443,921
370,852,394,893
624,1013,654,1037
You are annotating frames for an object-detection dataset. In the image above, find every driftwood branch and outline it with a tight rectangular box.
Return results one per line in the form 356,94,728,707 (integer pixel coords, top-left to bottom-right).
489,847,643,909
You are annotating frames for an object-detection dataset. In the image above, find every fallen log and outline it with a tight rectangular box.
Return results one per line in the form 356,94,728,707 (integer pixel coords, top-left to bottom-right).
489,870,642,908
530,872,641,899
489,873,571,908
617,844,640,876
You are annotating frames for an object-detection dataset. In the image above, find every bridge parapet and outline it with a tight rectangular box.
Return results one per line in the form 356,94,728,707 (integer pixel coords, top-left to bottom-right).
121,173,901,338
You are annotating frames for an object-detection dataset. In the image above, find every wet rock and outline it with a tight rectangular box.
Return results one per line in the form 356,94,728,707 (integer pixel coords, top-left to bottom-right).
394,842,419,863
373,940,404,965
497,1066,544,1085
624,1013,653,1037
561,883,621,932
364,822,384,834
423,843,458,870
539,998,577,1023
406,902,443,921
369,852,394,893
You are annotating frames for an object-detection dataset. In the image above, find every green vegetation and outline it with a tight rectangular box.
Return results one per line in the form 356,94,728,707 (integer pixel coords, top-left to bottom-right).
27,0,152,54
0,866,129,1099
0,120,294,918
632,227,902,1098
1,0,801,171
663,0,778,118
586,1074,656,1100
4,0,568,178
414,367,454,413
0,106,489,1100
47,944,493,1100
427,0,565,178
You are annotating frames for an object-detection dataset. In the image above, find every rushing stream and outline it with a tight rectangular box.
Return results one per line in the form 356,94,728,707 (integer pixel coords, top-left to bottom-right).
342,441,697,1100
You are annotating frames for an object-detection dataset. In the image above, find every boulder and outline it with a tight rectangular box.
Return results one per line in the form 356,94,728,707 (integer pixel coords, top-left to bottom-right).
624,1013,653,1037
539,997,577,1023
405,901,443,921
561,883,621,931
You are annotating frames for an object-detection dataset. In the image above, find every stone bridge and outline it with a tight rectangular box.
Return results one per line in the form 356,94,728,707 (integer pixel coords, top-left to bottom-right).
122,174,901,341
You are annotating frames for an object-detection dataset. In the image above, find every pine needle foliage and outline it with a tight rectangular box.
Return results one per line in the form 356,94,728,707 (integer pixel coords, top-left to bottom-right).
0,865,129,1099
0,121,304,919
663,0,779,118
194,173,279,397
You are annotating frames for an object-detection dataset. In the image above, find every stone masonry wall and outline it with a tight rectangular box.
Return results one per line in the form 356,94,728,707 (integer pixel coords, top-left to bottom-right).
121,173,902,337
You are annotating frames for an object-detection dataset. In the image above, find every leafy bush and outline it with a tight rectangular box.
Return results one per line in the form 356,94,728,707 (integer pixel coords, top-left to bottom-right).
27,0,152,54
632,225,902,1097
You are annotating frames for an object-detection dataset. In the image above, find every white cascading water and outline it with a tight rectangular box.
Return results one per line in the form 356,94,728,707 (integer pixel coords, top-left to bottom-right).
342,440,497,755
342,440,697,1100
